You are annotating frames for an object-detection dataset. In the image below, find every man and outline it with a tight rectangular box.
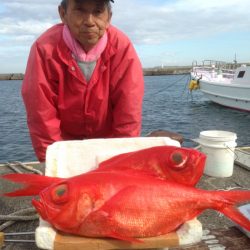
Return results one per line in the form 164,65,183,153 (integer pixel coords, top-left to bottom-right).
22,0,144,162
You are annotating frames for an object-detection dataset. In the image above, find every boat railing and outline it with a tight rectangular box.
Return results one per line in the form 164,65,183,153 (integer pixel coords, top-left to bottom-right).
192,60,238,69
191,60,236,80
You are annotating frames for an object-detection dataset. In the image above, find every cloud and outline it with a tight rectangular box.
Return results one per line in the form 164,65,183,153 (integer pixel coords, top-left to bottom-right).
1,1,58,20
0,0,250,72
2,0,250,46
112,0,250,45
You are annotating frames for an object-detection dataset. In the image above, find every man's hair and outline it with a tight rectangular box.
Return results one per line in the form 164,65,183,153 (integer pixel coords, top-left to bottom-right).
61,0,67,9
60,0,112,12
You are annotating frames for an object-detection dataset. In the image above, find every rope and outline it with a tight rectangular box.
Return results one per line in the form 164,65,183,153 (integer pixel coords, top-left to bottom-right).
5,162,23,174
5,161,43,175
0,215,39,221
145,74,189,105
1,162,42,232
0,208,38,231
181,73,192,99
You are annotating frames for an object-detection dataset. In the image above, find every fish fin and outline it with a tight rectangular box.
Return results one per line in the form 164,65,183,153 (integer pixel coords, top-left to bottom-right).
104,169,160,179
98,151,135,169
98,151,158,178
107,232,143,243
215,190,250,231
97,161,161,178
1,173,62,196
221,206,250,231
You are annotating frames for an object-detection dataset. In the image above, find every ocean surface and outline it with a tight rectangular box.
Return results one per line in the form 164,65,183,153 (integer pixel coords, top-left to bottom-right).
0,75,249,163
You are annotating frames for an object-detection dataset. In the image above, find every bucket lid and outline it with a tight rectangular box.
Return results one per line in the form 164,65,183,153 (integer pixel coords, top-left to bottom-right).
199,130,237,142
192,138,237,148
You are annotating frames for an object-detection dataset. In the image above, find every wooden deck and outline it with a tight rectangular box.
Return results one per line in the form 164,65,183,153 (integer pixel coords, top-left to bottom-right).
1,162,250,250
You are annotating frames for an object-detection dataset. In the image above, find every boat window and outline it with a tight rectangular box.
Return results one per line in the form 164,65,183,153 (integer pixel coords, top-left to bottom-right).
237,71,245,78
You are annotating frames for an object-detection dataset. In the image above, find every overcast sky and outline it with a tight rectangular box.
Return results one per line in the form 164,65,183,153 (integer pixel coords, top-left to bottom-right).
0,0,250,73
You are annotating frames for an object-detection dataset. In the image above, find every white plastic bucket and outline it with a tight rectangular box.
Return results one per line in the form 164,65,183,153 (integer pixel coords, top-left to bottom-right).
193,130,237,177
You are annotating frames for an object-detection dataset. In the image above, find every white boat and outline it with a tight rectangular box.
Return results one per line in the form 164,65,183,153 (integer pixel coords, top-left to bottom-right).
189,60,250,112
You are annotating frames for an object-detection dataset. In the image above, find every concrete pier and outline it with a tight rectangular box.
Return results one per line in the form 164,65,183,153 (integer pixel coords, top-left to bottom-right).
0,73,24,80
0,162,250,249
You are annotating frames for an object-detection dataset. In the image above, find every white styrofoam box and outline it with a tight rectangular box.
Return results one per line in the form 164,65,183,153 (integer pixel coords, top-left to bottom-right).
45,137,180,178
36,137,185,249
177,218,203,245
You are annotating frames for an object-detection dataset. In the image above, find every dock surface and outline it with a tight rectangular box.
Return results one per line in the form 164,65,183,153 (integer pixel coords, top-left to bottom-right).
1,162,250,249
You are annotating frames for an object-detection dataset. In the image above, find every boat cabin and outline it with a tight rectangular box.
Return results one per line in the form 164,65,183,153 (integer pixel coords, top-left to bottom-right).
232,65,250,86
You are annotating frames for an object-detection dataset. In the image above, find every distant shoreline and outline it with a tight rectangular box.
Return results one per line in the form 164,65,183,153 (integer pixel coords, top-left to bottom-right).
0,73,24,80
0,66,192,80
143,66,191,76
2,62,250,80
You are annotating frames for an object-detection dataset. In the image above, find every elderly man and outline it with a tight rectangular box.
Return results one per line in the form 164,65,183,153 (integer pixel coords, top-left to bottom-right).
22,0,144,162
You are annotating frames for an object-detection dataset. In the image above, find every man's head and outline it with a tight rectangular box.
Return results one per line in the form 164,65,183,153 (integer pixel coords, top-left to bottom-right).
60,0,113,11
59,0,113,52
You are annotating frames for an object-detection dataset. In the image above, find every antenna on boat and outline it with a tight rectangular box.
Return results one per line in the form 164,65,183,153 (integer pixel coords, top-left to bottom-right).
233,53,237,65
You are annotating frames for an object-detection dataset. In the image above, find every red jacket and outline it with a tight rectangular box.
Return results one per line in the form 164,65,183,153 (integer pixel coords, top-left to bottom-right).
22,24,144,162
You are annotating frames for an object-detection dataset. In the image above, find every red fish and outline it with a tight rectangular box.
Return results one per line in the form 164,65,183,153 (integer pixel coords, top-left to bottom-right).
1,145,205,195
2,171,250,242
97,146,206,186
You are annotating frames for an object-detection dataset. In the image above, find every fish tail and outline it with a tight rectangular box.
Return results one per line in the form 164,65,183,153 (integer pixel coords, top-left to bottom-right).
221,206,250,231
1,173,62,197
215,190,250,231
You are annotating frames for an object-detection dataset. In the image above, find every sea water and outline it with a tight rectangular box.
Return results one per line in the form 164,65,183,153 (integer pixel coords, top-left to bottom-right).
0,75,249,163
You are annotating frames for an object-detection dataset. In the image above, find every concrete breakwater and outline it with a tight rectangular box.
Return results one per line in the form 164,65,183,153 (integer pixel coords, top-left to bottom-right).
143,66,191,76
0,66,192,80
0,73,24,80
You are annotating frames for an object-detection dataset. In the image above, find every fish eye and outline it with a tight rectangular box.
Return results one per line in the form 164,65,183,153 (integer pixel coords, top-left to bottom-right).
51,183,69,204
169,151,188,170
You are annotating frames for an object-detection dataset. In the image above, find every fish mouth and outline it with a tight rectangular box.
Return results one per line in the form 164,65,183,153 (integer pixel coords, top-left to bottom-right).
32,198,47,220
176,150,207,186
192,151,207,175
32,192,62,222
190,151,207,171
198,151,207,166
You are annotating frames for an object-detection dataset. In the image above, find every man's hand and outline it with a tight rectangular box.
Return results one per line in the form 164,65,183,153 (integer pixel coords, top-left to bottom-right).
146,130,184,145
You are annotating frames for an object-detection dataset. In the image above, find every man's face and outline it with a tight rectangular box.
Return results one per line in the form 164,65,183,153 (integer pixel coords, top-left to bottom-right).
59,0,111,51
